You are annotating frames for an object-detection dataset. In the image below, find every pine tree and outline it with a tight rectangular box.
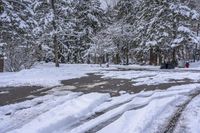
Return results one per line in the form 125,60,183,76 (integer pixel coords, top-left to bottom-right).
0,0,37,71
33,0,76,66
134,0,199,65
70,0,108,63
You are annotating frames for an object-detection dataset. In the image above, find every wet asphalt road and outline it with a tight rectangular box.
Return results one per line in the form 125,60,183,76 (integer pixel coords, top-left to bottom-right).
0,72,198,106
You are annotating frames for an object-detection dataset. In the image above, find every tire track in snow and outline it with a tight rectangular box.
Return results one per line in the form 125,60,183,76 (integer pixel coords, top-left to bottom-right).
7,93,110,133
66,98,131,131
0,92,82,133
67,91,189,133
64,92,154,132
86,103,149,133
68,84,200,133
162,89,200,133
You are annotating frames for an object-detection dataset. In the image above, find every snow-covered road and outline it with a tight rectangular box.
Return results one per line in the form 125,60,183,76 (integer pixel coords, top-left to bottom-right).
2,63,200,133
1,84,200,133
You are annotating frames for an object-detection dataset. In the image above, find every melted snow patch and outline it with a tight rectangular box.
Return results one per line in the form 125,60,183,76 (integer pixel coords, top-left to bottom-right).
0,91,9,94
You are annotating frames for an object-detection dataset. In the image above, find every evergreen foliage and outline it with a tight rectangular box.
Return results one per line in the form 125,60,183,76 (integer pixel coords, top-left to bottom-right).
0,0,199,71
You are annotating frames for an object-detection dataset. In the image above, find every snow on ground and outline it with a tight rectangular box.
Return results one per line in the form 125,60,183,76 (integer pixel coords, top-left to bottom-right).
3,93,110,133
101,69,200,86
1,62,200,88
1,84,200,133
190,61,200,69
93,93,135,113
0,90,9,94
2,62,200,133
100,62,200,86
0,91,82,133
98,84,200,133
115,61,200,70
174,94,200,133
0,63,114,88
115,64,160,70
98,95,186,133
67,84,200,133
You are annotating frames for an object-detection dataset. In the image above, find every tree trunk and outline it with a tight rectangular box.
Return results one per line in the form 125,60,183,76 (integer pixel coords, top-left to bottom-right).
197,23,199,37
51,0,59,67
194,23,199,62
126,44,129,65
149,47,153,65
53,34,59,67
94,53,97,64
116,53,120,64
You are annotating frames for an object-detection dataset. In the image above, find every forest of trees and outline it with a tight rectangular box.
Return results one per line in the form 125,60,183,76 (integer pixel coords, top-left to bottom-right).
0,0,200,71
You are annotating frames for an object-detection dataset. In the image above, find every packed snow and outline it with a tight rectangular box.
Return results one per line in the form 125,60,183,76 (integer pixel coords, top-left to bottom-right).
1,62,200,88
8,93,110,133
98,96,186,133
0,91,82,133
1,84,200,133
101,69,200,86
174,94,200,133
0,63,114,88
1,63,200,133
2,0,200,132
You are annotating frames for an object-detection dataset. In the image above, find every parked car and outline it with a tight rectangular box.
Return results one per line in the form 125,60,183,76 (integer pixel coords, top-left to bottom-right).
160,62,175,69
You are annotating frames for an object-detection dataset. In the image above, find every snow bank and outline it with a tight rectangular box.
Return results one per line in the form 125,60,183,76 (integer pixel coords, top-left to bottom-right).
98,95,187,133
0,92,81,133
2,83,200,133
8,93,110,133
94,93,135,113
68,83,199,133
98,84,200,133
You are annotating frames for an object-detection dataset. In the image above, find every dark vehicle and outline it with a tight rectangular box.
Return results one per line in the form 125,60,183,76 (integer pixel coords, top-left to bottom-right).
160,62,175,69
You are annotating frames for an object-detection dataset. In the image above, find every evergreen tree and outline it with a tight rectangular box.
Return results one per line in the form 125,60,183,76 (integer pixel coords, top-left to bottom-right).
33,0,75,66
0,0,37,71
134,0,199,65
71,0,108,63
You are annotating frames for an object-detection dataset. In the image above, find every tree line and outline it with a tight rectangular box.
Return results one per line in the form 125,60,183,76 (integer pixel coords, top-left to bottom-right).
0,0,200,71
